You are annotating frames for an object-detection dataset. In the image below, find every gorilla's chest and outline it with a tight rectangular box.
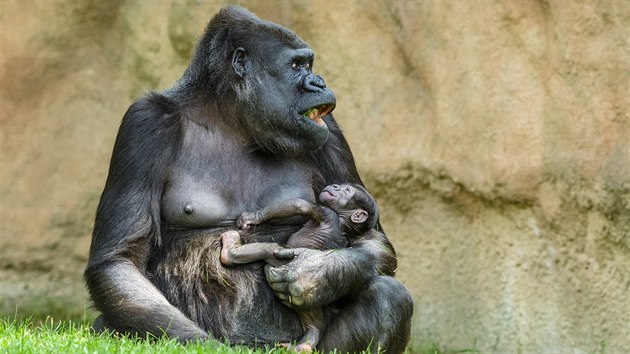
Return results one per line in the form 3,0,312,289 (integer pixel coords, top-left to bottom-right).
161,128,315,230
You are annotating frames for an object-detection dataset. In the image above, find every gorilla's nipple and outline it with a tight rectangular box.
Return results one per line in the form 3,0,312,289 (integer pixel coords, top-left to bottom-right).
184,204,194,214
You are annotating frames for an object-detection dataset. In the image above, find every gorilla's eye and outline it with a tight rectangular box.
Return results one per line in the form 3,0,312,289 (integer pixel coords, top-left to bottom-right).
291,61,312,71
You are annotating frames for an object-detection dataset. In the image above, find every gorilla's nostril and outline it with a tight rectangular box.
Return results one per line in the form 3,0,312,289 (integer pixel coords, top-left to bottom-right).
303,74,326,92
313,75,325,88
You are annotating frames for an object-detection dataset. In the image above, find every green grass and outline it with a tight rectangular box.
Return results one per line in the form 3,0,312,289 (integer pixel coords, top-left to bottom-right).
0,317,287,354
1,316,611,354
0,317,407,354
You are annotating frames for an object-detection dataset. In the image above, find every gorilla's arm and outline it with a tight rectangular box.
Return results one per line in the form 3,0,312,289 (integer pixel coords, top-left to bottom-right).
84,94,208,341
265,118,398,309
266,229,396,308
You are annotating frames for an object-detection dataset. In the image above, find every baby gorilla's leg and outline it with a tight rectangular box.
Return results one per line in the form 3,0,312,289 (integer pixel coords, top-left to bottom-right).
220,230,242,265
278,308,323,353
220,230,287,266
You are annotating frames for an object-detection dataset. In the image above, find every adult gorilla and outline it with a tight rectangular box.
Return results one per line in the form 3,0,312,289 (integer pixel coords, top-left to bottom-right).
85,6,412,352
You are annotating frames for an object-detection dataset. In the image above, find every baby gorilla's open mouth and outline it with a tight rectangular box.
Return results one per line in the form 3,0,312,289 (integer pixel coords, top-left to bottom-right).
301,104,335,127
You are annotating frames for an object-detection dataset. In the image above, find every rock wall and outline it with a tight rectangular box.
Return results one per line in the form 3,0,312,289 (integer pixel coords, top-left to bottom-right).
1,1,628,352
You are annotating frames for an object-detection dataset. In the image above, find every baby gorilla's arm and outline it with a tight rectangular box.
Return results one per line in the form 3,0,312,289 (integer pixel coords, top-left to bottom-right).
237,199,325,229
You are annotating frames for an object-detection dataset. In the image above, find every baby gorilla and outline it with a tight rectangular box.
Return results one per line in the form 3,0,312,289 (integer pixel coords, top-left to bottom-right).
220,183,378,351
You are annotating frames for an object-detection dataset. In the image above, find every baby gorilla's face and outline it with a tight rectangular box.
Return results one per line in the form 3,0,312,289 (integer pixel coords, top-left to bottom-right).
319,183,370,227
319,184,357,209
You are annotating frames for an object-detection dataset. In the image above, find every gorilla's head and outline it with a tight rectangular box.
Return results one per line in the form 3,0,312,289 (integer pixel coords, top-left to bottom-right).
181,6,336,156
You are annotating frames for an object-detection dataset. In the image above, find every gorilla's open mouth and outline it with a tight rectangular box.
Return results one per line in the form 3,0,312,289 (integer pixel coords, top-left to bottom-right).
301,104,335,127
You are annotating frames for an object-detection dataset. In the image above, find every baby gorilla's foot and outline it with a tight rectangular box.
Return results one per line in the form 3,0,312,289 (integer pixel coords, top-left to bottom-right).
220,230,241,265
277,342,313,353
294,343,313,352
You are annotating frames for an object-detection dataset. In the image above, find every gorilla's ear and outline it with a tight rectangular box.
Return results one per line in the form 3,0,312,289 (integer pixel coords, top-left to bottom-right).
351,210,368,224
232,47,247,78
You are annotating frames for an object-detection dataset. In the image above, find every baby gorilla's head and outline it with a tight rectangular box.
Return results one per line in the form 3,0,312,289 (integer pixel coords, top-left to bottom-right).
319,183,379,236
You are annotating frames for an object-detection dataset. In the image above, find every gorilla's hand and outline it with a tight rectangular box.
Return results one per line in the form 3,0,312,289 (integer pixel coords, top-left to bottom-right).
265,248,357,309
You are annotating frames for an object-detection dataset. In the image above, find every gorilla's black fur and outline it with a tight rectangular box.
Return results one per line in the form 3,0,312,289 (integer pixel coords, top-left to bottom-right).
85,6,412,352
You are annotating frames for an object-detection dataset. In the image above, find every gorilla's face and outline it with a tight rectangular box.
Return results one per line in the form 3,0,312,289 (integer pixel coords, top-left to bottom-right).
233,35,336,156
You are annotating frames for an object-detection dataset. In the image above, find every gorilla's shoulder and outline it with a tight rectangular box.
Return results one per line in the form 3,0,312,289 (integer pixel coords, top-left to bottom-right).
114,93,182,157
124,92,180,123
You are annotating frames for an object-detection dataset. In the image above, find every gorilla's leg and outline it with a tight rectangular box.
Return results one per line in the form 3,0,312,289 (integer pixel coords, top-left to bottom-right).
91,315,106,334
90,315,121,337
317,276,413,353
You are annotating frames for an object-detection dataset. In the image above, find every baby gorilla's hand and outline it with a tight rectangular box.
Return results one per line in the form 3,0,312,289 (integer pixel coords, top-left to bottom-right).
237,211,261,229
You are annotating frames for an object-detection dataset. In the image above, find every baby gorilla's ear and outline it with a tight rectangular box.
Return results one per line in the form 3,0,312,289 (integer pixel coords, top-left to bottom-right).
351,209,368,224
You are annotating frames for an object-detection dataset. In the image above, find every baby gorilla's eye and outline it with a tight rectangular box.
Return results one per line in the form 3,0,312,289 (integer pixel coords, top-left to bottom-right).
292,62,298,69
305,62,310,70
